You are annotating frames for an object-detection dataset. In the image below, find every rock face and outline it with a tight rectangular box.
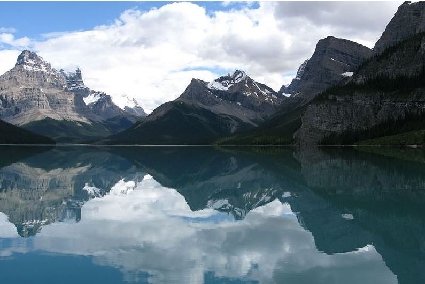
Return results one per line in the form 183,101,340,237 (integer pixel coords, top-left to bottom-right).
280,36,372,103
124,101,146,117
0,51,145,142
104,70,283,144
296,88,425,145
296,30,425,145
374,1,425,54
0,51,90,126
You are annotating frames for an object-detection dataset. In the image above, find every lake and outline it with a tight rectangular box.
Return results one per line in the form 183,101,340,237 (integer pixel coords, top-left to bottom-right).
0,146,424,284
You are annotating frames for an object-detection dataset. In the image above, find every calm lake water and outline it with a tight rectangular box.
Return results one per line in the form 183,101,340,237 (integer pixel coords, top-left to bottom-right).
0,146,424,284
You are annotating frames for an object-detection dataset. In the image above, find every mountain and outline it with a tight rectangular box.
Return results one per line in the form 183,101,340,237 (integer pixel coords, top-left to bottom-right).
279,36,372,103
222,2,425,146
102,70,284,145
0,51,145,143
296,2,425,145
62,68,146,121
0,51,90,125
218,37,372,145
0,119,55,144
373,1,425,54
180,70,284,125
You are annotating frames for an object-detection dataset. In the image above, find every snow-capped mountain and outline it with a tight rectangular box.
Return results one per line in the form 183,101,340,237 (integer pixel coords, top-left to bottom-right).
0,50,145,142
102,70,285,145
121,95,147,117
0,51,90,126
179,70,285,125
62,68,146,121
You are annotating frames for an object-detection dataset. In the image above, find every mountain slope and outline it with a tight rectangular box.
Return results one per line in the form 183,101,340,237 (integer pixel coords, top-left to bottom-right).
0,119,55,144
297,31,425,145
102,101,252,145
102,70,283,145
23,118,112,143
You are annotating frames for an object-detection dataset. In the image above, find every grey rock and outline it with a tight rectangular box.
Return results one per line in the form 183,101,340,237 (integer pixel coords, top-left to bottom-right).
179,70,285,126
280,36,372,103
374,1,425,54
0,51,91,126
88,94,128,120
0,51,144,141
296,30,425,145
124,104,146,117
296,89,425,145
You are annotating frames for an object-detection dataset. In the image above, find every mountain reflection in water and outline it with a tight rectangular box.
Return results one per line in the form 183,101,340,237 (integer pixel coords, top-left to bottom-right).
0,146,424,284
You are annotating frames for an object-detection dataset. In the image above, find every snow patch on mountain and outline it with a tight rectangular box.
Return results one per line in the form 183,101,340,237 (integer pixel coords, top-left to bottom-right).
112,94,143,110
207,199,231,210
208,80,230,91
62,68,86,91
341,71,354,77
83,92,103,105
207,70,247,91
16,50,58,76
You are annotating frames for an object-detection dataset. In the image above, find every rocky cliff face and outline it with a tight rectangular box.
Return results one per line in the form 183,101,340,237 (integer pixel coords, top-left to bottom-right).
280,36,372,103
296,30,425,145
296,89,425,145
0,51,145,141
374,1,425,54
0,51,90,125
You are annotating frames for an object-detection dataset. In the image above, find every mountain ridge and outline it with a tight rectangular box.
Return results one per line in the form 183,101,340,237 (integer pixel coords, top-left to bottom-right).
101,70,283,144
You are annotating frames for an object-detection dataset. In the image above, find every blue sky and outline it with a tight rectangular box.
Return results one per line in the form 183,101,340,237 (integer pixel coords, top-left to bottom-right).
0,1,256,40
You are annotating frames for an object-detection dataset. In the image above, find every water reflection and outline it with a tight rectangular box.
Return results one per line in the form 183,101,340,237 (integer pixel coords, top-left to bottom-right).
0,146,424,283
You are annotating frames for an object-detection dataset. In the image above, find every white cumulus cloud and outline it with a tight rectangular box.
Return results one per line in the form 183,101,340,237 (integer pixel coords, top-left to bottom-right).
0,2,402,113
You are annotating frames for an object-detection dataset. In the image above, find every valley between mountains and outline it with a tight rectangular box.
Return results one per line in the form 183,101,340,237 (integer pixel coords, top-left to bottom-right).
1,1,424,146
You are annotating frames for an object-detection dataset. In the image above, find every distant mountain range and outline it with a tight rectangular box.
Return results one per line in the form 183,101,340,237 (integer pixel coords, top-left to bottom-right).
0,51,146,143
102,70,286,144
1,1,424,145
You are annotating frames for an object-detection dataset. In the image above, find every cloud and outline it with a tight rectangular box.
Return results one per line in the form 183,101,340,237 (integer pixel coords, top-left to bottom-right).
272,1,403,46
0,49,21,75
0,33,31,48
0,27,16,33
1,175,396,283
0,2,401,113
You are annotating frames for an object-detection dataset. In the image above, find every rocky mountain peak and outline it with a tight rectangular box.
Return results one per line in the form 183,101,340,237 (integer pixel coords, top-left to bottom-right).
374,1,425,54
175,70,283,126
15,50,55,74
207,70,248,91
280,36,372,102
62,68,85,91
